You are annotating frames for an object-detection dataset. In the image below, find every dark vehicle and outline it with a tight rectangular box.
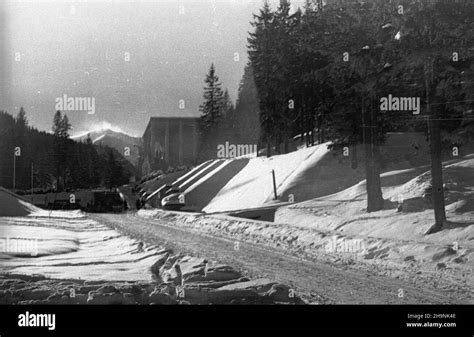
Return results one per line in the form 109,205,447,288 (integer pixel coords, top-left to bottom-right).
89,191,125,213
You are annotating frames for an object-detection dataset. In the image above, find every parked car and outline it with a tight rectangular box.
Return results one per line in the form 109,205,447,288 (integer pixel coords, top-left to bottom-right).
161,187,185,211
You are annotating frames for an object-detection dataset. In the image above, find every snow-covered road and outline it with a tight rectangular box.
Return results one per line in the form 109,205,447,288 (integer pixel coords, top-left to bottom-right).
91,213,469,304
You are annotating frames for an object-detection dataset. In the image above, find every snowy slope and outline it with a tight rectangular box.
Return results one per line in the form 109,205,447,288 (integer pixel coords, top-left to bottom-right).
202,145,329,212
274,156,474,283
0,187,41,216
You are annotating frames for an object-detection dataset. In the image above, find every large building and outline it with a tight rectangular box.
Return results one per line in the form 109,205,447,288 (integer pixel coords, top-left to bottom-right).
142,112,199,174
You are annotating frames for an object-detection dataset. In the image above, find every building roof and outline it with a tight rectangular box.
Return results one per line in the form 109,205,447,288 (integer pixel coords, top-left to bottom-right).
151,110,200,119
142,111,200,138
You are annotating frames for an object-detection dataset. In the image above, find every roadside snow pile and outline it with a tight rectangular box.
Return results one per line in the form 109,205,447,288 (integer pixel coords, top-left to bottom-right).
138,204,473,296
0,187,41,216
146,253,304,304
0,254,304,305
1,209,304,304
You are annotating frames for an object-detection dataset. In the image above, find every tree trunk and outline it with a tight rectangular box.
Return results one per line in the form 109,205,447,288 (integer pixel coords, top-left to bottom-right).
267,142,272,158
424,60,446,234
363,98,384,213
428,114,446,230
365,142,384,212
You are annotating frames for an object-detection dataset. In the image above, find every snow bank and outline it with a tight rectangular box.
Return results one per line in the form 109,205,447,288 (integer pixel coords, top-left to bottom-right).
1,254,303,305
137,206,473,294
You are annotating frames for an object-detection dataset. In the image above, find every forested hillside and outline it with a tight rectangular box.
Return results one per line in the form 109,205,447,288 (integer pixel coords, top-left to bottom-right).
0,109,134,192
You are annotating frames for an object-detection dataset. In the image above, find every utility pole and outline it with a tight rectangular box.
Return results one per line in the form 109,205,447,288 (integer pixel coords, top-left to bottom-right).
13,147,21,194
13,149,16,193
271,169,278,200
13,147,20,193
31,162,34,201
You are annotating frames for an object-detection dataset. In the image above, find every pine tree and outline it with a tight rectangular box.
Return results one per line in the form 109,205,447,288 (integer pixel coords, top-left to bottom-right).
249,0,301,155
14,107,29,189
60,114,71,138
16,107,28,130
52,111,62,137
52,111,71,191
248,0,277,156
199,63,225,159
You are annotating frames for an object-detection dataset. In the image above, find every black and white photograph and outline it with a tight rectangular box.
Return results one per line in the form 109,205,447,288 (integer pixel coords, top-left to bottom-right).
0,0,473,333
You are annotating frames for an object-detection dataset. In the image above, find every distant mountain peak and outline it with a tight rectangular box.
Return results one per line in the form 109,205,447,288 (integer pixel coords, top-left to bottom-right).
71,123,141,168
71,121,138,140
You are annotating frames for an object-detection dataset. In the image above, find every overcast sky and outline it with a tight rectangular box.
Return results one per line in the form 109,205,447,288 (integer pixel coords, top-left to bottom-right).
1,0,305,137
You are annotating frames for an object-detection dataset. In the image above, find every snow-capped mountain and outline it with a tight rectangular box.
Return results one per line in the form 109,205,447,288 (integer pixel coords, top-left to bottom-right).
72,128,141,167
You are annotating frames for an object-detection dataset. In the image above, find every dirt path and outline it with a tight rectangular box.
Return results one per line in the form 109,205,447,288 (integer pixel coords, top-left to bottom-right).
91,213,467,304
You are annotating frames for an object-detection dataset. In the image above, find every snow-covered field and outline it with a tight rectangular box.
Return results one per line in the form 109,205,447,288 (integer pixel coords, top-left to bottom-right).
0,189,301,304
0,210,166,281
0,187,164,282
2,145,472,304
